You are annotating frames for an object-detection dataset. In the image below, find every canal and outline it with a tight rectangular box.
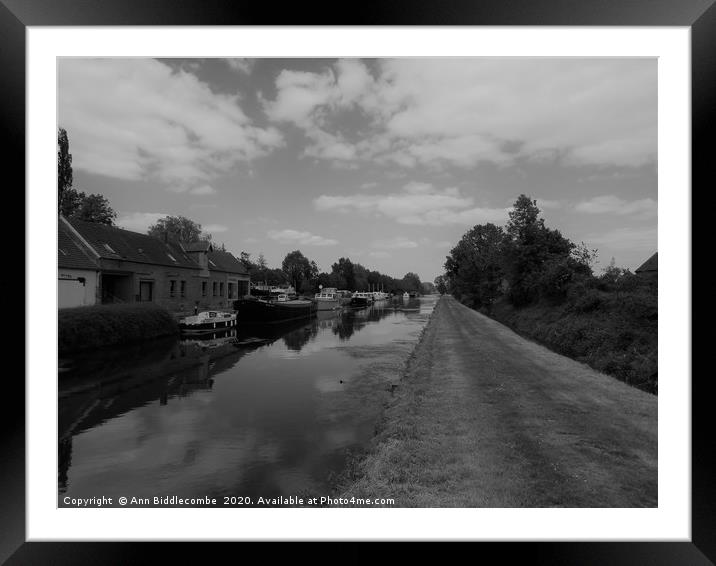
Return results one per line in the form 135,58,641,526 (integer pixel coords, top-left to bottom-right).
58,295,436,506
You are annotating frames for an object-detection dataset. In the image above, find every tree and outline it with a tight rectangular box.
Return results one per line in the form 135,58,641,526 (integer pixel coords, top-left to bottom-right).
72,193,117,225
58,127,73,214
239,251,254,273
402,272,422,292
147,216,209,243
444,223,505,307
331,257,356,290
502,195,574,306
434,275,448,294
282,250,313,291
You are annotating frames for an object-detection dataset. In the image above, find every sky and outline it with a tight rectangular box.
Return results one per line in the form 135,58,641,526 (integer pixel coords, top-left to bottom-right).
58,57,657,282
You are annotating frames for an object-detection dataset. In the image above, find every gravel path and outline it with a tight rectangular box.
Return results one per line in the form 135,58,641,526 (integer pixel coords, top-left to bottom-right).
342,295,657,507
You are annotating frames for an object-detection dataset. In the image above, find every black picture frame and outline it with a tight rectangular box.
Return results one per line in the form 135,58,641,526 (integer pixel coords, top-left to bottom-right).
5,1,706,563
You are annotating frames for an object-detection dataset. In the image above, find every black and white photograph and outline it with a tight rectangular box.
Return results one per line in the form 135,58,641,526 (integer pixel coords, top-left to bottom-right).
55,55,659,509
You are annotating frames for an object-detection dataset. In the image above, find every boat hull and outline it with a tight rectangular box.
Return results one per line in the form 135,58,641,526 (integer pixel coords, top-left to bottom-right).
179,312,237,334
234,298,316,323
349,297,369,308
315,299,341,311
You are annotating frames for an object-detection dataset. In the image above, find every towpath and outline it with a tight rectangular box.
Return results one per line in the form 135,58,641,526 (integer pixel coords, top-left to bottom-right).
343,295,657,507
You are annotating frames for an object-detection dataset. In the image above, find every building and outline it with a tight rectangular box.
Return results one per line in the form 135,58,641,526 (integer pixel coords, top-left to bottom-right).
635,252,658,280
58,218,100,308
59,216,250,313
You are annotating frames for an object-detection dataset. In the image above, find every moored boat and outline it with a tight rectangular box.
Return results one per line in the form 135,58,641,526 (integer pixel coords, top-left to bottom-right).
314,288,341,311
234,296,316,324
179,311,237,334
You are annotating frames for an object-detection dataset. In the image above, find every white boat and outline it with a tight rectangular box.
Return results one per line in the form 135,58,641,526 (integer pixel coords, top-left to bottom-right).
179,311,237,334
403,292,410,299
314,288,341,310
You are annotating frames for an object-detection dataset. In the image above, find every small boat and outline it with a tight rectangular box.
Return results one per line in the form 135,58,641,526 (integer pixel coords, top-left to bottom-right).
179,311,237,334
403,292,410,299
314,288,341,311
234,296,316,324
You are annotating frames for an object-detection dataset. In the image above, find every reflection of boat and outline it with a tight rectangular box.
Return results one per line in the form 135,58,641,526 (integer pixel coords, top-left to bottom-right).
179,311,237,334
314,288,341,311
349,296,369,308
234,296,316,324
180,328,237,348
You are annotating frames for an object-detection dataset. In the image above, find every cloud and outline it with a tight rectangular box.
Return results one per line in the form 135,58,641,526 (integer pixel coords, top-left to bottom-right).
586,227,657,251
225,58,255,74
371,236,419,249
262,58,656,169
203,224,228,234
368,251,391,259
575,195,657,216
360,181,378,189
58,59,283,189
189,184,217,196
268,229,338,246
535,198,562,210
116,212,169,233
314,182,507,226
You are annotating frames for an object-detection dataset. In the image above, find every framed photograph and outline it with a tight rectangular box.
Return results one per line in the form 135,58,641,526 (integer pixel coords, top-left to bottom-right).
7,0,706,562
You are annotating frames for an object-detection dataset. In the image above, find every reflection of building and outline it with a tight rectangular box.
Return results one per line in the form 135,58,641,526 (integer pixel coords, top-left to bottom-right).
58,216,249,313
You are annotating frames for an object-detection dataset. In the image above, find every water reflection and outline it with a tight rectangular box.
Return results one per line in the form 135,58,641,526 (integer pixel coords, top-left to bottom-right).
58,296,436,503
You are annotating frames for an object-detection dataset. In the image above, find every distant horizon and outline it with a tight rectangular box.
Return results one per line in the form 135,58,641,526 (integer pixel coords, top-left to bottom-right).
58,57,657,283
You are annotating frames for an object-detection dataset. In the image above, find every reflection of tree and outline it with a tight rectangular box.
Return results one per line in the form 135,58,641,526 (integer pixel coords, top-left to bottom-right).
333,310,358,341
282,325,316,351
58,436,72,493
331,303,398,341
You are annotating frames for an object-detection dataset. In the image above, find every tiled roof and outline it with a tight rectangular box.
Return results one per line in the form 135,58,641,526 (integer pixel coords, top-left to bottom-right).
635,252,658,273
68,218,199,269
182,241,213,252
207,250,248,275
58,219,99,271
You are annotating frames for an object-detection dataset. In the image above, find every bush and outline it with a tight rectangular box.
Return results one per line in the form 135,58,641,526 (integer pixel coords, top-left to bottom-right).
59,303,179,354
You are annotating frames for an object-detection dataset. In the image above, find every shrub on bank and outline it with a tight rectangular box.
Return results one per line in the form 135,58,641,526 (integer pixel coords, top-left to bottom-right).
489,279,657,394
59,303,179,354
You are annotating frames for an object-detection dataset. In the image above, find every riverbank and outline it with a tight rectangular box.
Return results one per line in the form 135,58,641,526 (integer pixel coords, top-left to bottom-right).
337,295,657,507
487,290,657,394
58,303,179,354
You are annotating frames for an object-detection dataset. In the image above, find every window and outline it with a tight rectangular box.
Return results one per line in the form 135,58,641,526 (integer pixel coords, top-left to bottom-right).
202,281,207,297
180,280,186,297
228,282,235,299
213,282,217,297
169,280,176,297
219,282,224,297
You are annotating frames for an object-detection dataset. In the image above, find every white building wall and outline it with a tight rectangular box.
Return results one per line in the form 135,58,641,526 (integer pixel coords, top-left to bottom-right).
58,269,98,308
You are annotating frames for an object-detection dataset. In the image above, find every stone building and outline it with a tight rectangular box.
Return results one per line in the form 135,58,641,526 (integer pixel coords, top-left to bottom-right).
58,216,250,313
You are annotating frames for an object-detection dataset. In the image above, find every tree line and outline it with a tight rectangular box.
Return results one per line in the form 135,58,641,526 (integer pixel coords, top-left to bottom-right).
238,249,423,295
437,195,658,392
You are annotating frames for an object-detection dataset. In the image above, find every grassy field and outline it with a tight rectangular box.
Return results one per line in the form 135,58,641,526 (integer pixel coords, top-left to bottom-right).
337,296,657,507
58,303,179,354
